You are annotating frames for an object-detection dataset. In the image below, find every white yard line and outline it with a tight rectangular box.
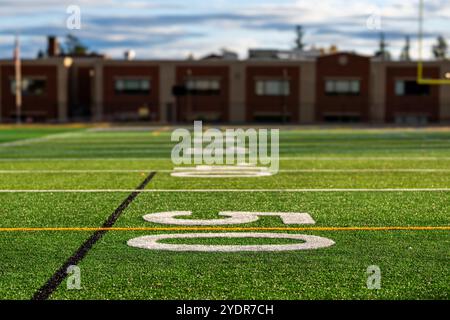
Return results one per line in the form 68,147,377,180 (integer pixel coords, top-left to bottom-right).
0,169,449,174
0,131,87,148
0,158,169,162
0,169,172,173
279,169,450,172
0,188,449,193
1,156,450,162
278,156,450,161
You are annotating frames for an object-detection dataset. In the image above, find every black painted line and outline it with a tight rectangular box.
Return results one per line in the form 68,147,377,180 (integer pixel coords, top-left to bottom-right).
32,171,157,300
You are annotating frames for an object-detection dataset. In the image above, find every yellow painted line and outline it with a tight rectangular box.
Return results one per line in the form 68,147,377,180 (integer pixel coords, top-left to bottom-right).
0,226,448,232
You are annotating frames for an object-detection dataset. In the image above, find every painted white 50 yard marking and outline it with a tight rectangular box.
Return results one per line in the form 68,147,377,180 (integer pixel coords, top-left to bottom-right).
128,212,334,252
143,211,315,226
127,233,335,252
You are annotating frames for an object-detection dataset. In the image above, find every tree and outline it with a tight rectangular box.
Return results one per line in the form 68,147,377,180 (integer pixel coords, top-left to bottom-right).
64,34,88,55
329,45,338,54
295,25,305,50
432,36,448,60
374,32,391,60
400,36,411,61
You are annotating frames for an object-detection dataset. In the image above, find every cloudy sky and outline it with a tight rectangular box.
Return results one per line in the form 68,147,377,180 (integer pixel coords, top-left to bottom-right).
0,0,449,60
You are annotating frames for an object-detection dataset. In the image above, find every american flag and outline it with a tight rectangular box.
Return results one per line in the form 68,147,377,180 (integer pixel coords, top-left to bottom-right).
14,35,22,123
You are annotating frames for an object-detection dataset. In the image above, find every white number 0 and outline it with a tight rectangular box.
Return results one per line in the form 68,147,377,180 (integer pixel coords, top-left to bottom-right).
127,212,335,252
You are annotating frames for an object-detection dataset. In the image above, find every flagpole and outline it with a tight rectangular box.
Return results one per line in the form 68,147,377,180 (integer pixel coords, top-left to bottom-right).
14,35,22,124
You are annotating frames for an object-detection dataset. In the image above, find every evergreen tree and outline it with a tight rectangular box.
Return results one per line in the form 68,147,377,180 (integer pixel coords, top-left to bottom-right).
400,36,411,61
432,36,448,60
295,25,305,50
374,33,391,60
64,34,88,55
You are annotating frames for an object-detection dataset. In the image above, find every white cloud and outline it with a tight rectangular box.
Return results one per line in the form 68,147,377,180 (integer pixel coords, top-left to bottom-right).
0,0,449,59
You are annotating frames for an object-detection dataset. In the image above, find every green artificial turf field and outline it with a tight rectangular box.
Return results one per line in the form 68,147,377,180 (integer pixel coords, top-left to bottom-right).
0,126,448,300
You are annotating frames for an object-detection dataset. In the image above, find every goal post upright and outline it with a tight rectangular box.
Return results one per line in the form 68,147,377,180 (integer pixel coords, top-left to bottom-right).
417,0,450,85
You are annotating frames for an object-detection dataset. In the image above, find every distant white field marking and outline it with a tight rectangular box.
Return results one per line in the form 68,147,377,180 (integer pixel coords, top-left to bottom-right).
1,156,450,162
0,169,450,174
171,165,274,178
279,157,450,161
0,131,87,148
0,169,171,173
0,188,449,193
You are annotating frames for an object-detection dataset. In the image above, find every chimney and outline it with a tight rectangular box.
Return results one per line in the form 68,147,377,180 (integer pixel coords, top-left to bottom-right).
47,36,59,57
124,50,136,61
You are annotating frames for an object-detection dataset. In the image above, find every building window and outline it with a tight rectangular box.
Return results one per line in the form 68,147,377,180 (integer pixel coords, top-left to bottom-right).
185,79,221,95
115,79,150,95
325,80,360,96
255,80,290,96
324,115,361,123
10,78,47,96
395,80,430,96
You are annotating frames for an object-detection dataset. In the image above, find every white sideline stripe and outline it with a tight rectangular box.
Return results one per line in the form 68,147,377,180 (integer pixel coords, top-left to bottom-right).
279,157,450,161
0,169,449,174
0,169,172,173
276,169,450,172
1,157,450,162
0,188,449,193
